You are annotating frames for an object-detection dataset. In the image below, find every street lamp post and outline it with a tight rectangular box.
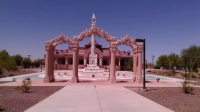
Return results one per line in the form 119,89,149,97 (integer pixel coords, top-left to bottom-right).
27,55,31,59
152,55,155,66
135,39,146,90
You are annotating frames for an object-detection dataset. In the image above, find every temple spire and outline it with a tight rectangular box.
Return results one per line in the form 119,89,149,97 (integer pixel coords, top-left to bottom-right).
91,13,96,55
91,13,96,27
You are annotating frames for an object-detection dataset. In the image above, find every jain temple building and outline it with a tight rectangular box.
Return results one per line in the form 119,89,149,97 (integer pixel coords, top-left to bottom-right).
47,41,132,71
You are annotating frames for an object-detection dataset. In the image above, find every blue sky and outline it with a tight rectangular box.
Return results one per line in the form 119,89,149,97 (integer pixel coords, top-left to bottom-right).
0,0,200,63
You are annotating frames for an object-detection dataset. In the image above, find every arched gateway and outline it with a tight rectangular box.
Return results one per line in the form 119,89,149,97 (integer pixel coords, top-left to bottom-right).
44,14,143,83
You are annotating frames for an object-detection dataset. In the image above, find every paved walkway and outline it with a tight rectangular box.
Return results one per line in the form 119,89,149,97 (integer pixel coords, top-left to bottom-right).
25,85,173,112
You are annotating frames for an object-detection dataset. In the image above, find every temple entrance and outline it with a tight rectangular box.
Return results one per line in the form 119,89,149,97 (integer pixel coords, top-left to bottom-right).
44,14,143,83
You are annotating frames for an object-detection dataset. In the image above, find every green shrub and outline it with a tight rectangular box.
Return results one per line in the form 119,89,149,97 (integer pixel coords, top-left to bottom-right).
181,81,194,94
171,70,176,76
158,71,162,75
16,77,31,93
191,72,198,78
0,68,4,78
166,71,173,76
152,70,157,73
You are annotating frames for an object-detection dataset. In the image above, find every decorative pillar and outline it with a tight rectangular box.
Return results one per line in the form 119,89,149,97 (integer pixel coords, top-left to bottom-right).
118,58,120,65
50,46,55,81
84,57,87,66
71,44,79,83
44,43,55,83
133,47,137,82
54,58,58,64
76,48,79,81
65,57,68,65
99,57,103,66
137,45,143,83
109,44,117,83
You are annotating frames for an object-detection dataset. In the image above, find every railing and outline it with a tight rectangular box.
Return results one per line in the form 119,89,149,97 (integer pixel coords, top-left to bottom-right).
54,64,121,71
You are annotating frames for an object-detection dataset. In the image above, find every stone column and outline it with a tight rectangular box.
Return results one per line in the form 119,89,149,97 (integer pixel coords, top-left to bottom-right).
133,47,137,82
54,58,58,64
76,48,79,81
99,57,103,66
44,44,55,83
50,46,55,81
84,57,87,66
71,44,79,83
65,57,68,65
133,53,137,82
109,45,117,83
118,58,120,65
137,45,143,83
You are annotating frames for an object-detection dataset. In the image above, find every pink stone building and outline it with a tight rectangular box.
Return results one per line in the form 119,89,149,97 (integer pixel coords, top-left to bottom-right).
44,40,132,71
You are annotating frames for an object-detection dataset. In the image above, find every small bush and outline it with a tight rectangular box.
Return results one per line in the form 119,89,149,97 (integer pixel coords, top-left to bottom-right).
16,77,31,93
181,73,184,77
166,71,173,76
0,68,4,78
157,71,162,75
171,70,176,76
191,72,198,78
181,81,194,94
152,70,157,73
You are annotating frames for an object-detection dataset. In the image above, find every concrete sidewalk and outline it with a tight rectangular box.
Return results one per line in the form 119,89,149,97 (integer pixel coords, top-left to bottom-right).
25,85,173,112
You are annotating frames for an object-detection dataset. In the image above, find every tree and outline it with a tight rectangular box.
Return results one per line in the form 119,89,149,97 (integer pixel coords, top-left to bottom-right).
22,58,32,69
168,53,181,70
156,53,181,69
12,54,23,66
0,50,18,76
124,58,133,71
156,55,169,69
32,59,41,68
0,50,10,68
181,45,200,72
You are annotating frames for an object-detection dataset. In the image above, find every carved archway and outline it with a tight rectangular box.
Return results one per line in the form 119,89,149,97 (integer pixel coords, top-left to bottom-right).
73,26,116,43
44,34,79,83
115,35,143,82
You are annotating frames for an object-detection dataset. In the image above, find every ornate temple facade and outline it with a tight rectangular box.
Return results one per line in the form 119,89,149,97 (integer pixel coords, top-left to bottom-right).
48,40,132,71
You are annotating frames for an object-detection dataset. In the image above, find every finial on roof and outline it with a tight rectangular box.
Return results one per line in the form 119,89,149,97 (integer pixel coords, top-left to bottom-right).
91,13,96,27
92,13,96,19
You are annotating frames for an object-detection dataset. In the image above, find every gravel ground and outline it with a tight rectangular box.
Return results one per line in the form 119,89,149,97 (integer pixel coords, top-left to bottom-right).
126,87,200,112
0,86,64,112
0,81,12,84
147,70,200,86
